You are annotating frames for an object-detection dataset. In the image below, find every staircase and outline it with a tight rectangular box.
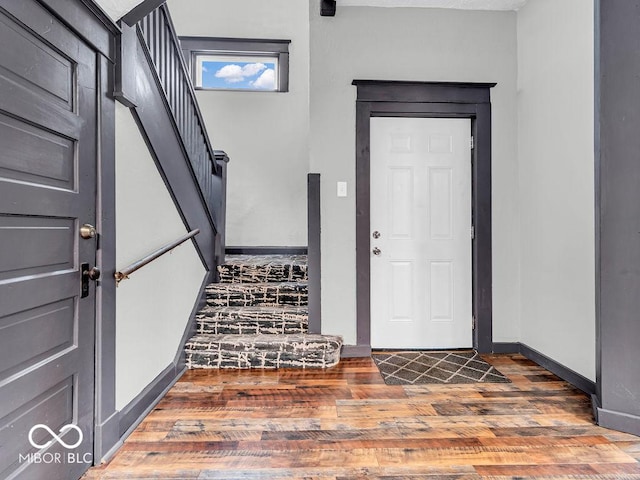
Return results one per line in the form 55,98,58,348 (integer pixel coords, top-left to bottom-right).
185,255,343,369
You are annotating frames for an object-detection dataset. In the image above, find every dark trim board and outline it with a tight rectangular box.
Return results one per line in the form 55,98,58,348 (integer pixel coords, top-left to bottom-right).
118,363,186,437
491,342,520,354
519,343,596,396
594,0,602,406
342,344,373,358
214,151,230,270
307,174,322,334
320,0,336,16
596,406,640,438
491,342,597,396
95,51,119,463
115,23,138,107
38,0,120,61
226,246,308,255
353,80,495,354
353,80,496,103
121,0,167,26
174,272,214,369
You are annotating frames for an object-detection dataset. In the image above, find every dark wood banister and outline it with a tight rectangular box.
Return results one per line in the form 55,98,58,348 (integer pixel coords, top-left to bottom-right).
137,5,219,177
128,4,228,267
121,0,167,26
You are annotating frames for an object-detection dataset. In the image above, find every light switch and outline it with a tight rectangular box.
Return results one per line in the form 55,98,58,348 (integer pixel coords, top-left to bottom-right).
337,181,347,197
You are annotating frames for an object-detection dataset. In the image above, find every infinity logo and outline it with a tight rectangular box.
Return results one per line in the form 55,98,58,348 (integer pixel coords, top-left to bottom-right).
28,424,83,450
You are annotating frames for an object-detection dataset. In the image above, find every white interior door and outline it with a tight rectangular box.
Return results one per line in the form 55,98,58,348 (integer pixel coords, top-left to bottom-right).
370,117,472,349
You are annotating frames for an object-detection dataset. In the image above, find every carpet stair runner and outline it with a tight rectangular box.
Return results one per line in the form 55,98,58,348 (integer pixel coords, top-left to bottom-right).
185,255,343,369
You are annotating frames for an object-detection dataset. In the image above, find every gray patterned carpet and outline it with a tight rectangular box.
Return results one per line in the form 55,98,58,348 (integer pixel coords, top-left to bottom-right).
372,350,511,385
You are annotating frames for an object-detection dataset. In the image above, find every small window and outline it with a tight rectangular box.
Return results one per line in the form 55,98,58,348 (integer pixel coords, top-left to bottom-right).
196,54,278,91
180,37,290,92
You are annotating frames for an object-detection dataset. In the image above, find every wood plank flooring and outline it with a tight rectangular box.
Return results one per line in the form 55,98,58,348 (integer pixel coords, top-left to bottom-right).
83,354,640,479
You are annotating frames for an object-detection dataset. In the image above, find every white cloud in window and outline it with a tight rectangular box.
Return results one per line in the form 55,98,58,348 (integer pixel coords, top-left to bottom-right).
251,68,276,90
214,63,267,84
241,63,266,77
214,64,245,83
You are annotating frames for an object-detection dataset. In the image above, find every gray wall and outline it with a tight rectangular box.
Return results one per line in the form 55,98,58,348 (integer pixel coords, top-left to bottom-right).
517,0,595,381
115,104,206,409
596,0,640,434
167,0,310,247
310,2,520,345
164,2,597,379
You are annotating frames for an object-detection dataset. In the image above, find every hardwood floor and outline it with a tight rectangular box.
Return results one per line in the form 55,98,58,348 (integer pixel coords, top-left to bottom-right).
83,354,640,479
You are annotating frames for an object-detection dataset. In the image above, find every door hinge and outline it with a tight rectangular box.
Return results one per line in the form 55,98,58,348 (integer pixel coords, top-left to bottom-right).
470,136,474,150
470,225,475,240
472,316,477,330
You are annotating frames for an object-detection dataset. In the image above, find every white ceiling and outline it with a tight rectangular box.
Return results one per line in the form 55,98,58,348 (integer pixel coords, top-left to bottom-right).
95,0,527,22
94,0,145,21
338,0,528,10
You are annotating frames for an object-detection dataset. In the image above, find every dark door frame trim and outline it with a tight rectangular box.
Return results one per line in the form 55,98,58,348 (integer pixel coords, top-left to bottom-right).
39,0,119,464
353,80,495,353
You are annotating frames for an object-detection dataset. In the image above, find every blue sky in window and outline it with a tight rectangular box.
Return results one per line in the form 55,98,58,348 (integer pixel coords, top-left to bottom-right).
201,61,276,90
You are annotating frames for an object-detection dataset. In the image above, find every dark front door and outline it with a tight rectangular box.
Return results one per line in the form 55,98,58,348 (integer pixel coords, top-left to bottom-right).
0,1,99,478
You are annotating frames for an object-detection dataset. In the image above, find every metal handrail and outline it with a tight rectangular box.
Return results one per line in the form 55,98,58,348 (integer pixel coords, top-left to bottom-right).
114,229,200,285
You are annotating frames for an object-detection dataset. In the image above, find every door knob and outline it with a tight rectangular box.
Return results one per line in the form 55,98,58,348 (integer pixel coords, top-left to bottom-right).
372,247,382,256
80,224,97,239
85,267,101,281
81,263,100,298
372,231,381,239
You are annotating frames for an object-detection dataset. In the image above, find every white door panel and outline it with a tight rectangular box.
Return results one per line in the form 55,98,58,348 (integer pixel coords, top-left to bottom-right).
370,117,472,349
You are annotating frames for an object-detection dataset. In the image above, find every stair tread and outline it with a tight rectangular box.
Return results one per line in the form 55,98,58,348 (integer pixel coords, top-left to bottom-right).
187,333,342,344
222,254,307,266
197,318,308,326
198,305,308,316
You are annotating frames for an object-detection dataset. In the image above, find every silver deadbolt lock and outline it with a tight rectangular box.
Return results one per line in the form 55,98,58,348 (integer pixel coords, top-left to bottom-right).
80,224,97,239
372,231,381,239
372,247,382,256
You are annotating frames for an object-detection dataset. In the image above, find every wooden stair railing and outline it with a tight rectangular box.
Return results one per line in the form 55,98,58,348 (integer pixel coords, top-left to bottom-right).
136,5,225,234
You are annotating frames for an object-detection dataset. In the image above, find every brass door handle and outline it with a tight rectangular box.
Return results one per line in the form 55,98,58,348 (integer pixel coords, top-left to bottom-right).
80,224,97,239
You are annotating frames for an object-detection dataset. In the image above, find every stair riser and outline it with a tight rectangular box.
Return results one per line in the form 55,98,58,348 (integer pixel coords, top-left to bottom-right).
206,286,308,307
206,296,307,307
196,305,309,335
218,265,307,284
217,255,308,284
196,320,308,335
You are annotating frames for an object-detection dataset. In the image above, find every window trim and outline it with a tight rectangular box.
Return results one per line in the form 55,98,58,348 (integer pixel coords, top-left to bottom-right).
179,36,290,92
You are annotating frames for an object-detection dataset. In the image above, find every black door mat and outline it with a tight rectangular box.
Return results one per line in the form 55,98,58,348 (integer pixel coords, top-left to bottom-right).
372,350,511,385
